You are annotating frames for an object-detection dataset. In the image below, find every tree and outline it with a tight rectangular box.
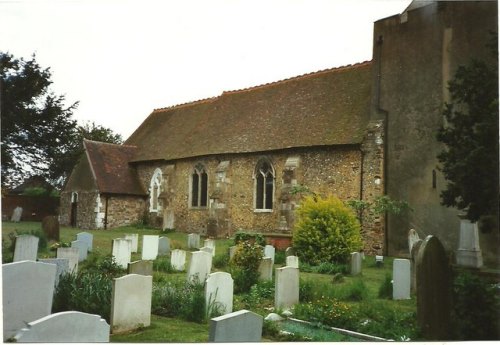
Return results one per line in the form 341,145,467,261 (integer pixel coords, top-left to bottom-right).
436,33,499,223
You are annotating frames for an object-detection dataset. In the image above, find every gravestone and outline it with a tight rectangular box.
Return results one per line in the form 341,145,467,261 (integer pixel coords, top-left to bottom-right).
11,206,23,222
142,235,159,260
188,233,201,249
204,238,216,256
258,257,273,281
209,309,263,342
275,266,299,309
286,255,299,268
2,261,57,340
13,235,39,262
13,311,110,342
201,246,214,256
57,247,79,273
456,216,483,268
38,258,70,286
128,260,153,276
285,247,295,257
158,236,171,255
42,215,60,241
264,245,275,264
71,240,88,262
408,229,420,255
76,231,93,252
112,238,132,269
111,274,153,334
416,235,451,340
229,246,237,261
410,239,423,293
187,251,212,283
393,259,411,300
375,255,384,267
171,249,187,271
124,233,139,253
350,252,362,275
205,272,234,315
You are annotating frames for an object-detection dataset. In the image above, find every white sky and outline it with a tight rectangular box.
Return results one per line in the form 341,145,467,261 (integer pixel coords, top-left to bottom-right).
1,0,412,140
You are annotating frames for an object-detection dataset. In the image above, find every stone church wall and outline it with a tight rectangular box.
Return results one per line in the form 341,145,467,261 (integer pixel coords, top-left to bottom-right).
106,196,146,229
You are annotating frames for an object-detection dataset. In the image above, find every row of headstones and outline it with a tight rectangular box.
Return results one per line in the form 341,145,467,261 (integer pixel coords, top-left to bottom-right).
111,234,172,269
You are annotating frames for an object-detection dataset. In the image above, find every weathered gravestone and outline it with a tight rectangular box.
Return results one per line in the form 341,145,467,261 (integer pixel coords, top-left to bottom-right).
204,238,216,257
112,238,132,269
188,233,201,249
258,257,273,281
171,249,187,271
410,239,423,293
205,272,234,315
71,239,88,262
285,247,295,257
128,260,153,276
76,231,93,252
142,235,159,260
201,246,214,256
42,215,60,241
11,206,23,222
13,235,39,262
275,266,299,310
393,258,411,300
264,245,275,264
416,235,452,340
124,233,139,253
111,274,153,334
209,309,263,342
408,229,420,255
187,251,212,283
286,255,299,268
57,247,79,273
13,311,110,342
38,258,70,286
2,261,57,340
158,236,170,255
350,252,362,275
456,216,483,268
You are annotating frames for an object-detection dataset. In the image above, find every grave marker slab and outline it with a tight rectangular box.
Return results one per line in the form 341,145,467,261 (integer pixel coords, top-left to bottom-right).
200,246,214,256
393,259,411,300
13,235,39,262
264,245,275,264
188,233,201,249
71,240,88,262
142,235,159,260
42,215,59,241
38,258,69,286
124,233,139,253
11,206,23,222
187,251,212,283
286,255,299,268
111,274,153,334
410,239,423,293
204,239,216,256
350,252,362,275
408,229,420,255
128,260,153,276
57,247,79,273
209,309,263,342
77,231,93,252
285,247,295,257
171,249,187,271
275,266,299,309
205,272,234,315
13,311,110,342
258,257,273,281
158,236,171,255
456,217,483,268
112,238,132,269
2,261,57,340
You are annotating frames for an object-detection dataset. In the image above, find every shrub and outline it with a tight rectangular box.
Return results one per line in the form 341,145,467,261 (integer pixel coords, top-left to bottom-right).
153,257,175,273
81,252,124,277
233,231,266,246
241,280,275,308
274,250,286,265
213,253,229,269
230,241,263,293
293,195,362,265
338,279,368,301
378,273,393,299
299,279,314,302
293,296,358,330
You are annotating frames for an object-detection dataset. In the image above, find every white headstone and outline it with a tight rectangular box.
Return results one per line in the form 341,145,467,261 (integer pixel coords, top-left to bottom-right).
456,217,483,268
71,240,88,262
76,232,93,252
264,245,275,264
142,235,159,260
112,238,132,269
171,249,187,271
209,310,263,342
205,272,234,315
13,311,110,342
204,239,216,257
258,257,273,281
13,235,39,262
188,233,201,249
393,259,411,300
38,258,70,286
111,274,153,334
158,236,171,255
350,252,362,275
187,251,212,283
408,229,420,254
275,266,299,309
2,261,57,340
286,255,299,269
57,247,79,273
11,206,23,222
124,233,139,253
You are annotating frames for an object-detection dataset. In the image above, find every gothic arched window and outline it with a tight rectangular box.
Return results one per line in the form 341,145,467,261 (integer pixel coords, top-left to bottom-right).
254,159,274,210
149,168,162,212
191,163,208,208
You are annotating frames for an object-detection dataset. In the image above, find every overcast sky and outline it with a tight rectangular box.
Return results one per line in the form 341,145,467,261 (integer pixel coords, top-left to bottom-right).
1,0,412,140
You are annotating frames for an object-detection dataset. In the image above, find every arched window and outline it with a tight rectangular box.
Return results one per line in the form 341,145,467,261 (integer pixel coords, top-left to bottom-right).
150,168,162,212
254,159,274,210
191,163,208,208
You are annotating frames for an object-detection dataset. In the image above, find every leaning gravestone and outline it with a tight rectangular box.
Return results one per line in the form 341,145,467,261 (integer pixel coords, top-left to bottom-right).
111,274,153,334
71,240,88,262
13,235,39,262
112,238,132,269
393,259,411,300
188,233,201,249
11,206,23,222
204,239,216,256
264,245,275,264
275,266,299,310
285,247,295,257
408,229,420,255
209,309,263,342
142,235,159,260
416,235,451,340
57,247,79,273
128,260,153,276
205,272,234,315
38,258,70,286
286,255,299,268
124,233,139,253
350,252,362,275
258,257,273,281
187,251,212,283
171,249,187,271
13,311,110,342
2,261,57,340
76,232,93,252
42,215,60,241
158,236,171,255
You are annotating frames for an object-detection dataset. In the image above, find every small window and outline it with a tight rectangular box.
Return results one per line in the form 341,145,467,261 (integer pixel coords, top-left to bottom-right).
255,159,274,210
191,163,208,208
150,168,162,212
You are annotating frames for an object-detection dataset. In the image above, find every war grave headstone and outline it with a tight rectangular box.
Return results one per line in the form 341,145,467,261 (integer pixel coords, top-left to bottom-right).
229,246,237,261
158,236,170,255
350,252,362,275
204,238,216,256
124,233,139,253
209,309,263,342
205,272,234,315
142,235,159,260
13,311,110,343
285,247,295,257
171,249,187,271
456,216,483,268
201,246,214,256
188,233,201,249
416,235,452,340
258,257,273,281
42,215,60,241
393,258,411,300
275,266,299,310
128,260,153,276
38,258,69,286
13,234,39,262
2,261,57,340
408,229,420,254
264,244,275,264
76,231,93,252
71,239,88,262
57,247,79,273
112,238,132,269
286,255,299,268
187,250,212,283
111,274,153,334
11,206,23,222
